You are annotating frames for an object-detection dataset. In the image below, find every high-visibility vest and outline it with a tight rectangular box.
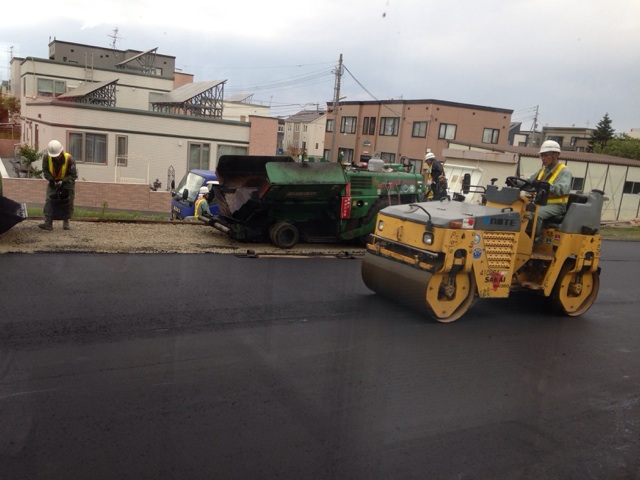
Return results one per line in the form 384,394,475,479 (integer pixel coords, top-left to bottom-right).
194,197,206,217
48,152,71,180
537,162,569,204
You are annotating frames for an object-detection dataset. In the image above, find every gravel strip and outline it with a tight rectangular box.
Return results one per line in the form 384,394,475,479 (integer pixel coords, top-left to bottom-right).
0,219,365,256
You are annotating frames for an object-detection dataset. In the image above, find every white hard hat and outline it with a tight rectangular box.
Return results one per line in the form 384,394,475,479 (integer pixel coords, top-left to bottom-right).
539,140,561,154
425,152,436,160
47,140,64,157
199,186,209,195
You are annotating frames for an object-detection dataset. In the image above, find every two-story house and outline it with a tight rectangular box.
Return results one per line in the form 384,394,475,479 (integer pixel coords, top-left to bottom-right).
10,39,277,188
282,110,326,160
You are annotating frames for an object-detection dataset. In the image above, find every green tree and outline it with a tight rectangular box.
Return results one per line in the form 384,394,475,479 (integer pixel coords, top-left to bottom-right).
589,113,615,151
600,134,640,160
16,144,44,178
0,94,21,121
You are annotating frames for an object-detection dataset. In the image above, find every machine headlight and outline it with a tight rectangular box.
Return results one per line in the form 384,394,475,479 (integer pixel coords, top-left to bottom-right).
409,184,416,193
377,220,384,231
422,232,434,245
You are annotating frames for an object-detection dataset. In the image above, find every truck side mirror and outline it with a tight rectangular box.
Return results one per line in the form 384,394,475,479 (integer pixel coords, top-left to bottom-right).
171,180,175,191
535,181,550,206
182,189,189,201
462,173,471,194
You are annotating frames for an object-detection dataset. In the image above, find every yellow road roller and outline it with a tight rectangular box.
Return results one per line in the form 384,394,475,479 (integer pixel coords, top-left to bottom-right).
361,175,604,322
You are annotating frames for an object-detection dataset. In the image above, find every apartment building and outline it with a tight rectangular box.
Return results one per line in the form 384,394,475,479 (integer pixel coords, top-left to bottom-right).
9,40,277,188
541,126,594,152
324,99,512,172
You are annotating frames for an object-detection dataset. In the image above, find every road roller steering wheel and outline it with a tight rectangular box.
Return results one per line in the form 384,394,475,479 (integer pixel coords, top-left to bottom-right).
505,176,536,192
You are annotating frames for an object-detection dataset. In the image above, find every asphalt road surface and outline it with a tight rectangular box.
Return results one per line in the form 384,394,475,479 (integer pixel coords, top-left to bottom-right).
1,241,639,479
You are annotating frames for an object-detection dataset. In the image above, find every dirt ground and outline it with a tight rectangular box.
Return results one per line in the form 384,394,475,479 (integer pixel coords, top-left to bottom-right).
0,218,365,256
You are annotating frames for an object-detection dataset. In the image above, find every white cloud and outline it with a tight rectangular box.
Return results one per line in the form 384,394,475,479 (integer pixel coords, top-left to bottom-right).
3,0,639,131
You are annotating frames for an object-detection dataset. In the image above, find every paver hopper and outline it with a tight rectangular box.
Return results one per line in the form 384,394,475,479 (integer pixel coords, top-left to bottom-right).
0,195,28,234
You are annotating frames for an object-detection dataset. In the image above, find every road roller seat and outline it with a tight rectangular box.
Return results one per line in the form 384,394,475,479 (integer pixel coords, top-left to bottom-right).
544,190,604,234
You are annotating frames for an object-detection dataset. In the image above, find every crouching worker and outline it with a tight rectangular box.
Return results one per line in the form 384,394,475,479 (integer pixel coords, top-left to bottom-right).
185,186,214,224
39,140,78,231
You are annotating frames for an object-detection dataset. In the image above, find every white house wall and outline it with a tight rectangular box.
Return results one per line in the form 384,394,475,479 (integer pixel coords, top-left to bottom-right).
621,167,640,219
26,103,250,186
441,163,484,203
305,117,327,159
19,58,174,111
565,160,588,180
601,165,627,222
443,146,518,203
223,103,270,121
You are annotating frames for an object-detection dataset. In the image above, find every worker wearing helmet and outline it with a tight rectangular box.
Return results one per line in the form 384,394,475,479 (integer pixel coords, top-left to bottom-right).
528,140,572,240
193,186,213,223
425,152,447,200
39,140,78,231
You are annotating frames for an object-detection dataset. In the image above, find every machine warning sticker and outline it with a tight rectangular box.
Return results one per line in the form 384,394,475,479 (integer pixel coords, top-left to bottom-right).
463,218,475,229
473,232,481,245
473,247,482,259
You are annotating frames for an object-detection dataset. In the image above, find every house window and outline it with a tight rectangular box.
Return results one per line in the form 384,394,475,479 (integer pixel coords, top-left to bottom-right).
338,148,354,164
362,116,376,135
623,181,640,194
340,116,357,134
572,177,585,191
116,135,128,166
379,117,399,136
438,123,457,140
570,136,578,146
68,131,107,164
37,78,66,97
482,128,499,144
294,124,300,132
303,125,308,133
217,144,247,161
547,135,564,146
326,119,334,133
412,121,427,138
188,142,210,170
380,152,396,163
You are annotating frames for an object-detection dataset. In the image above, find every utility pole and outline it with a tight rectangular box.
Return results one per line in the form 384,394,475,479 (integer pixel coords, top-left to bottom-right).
330,54,343,162
530,105,539,147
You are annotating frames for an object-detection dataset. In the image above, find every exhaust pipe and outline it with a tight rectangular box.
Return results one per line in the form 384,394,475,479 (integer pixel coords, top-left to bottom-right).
210,220,231,234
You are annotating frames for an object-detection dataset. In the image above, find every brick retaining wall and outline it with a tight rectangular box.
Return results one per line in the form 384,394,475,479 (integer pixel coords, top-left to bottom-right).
2,177,172,215
0,139,19,158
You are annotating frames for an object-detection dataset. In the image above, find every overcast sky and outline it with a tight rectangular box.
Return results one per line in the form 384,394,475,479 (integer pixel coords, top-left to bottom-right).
2,0,639,133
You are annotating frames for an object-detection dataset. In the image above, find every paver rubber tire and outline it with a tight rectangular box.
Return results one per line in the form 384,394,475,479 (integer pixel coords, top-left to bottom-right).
270,222,299,249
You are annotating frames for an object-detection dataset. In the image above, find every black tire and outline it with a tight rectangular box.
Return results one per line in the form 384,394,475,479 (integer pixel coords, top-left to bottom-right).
270,222,299,249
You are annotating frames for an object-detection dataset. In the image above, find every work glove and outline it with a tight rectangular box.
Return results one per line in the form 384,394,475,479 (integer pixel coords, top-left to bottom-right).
54,181,63,190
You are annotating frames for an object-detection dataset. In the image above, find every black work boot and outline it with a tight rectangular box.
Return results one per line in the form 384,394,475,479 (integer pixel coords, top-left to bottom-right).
39,217,53,231
63,220,71,230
